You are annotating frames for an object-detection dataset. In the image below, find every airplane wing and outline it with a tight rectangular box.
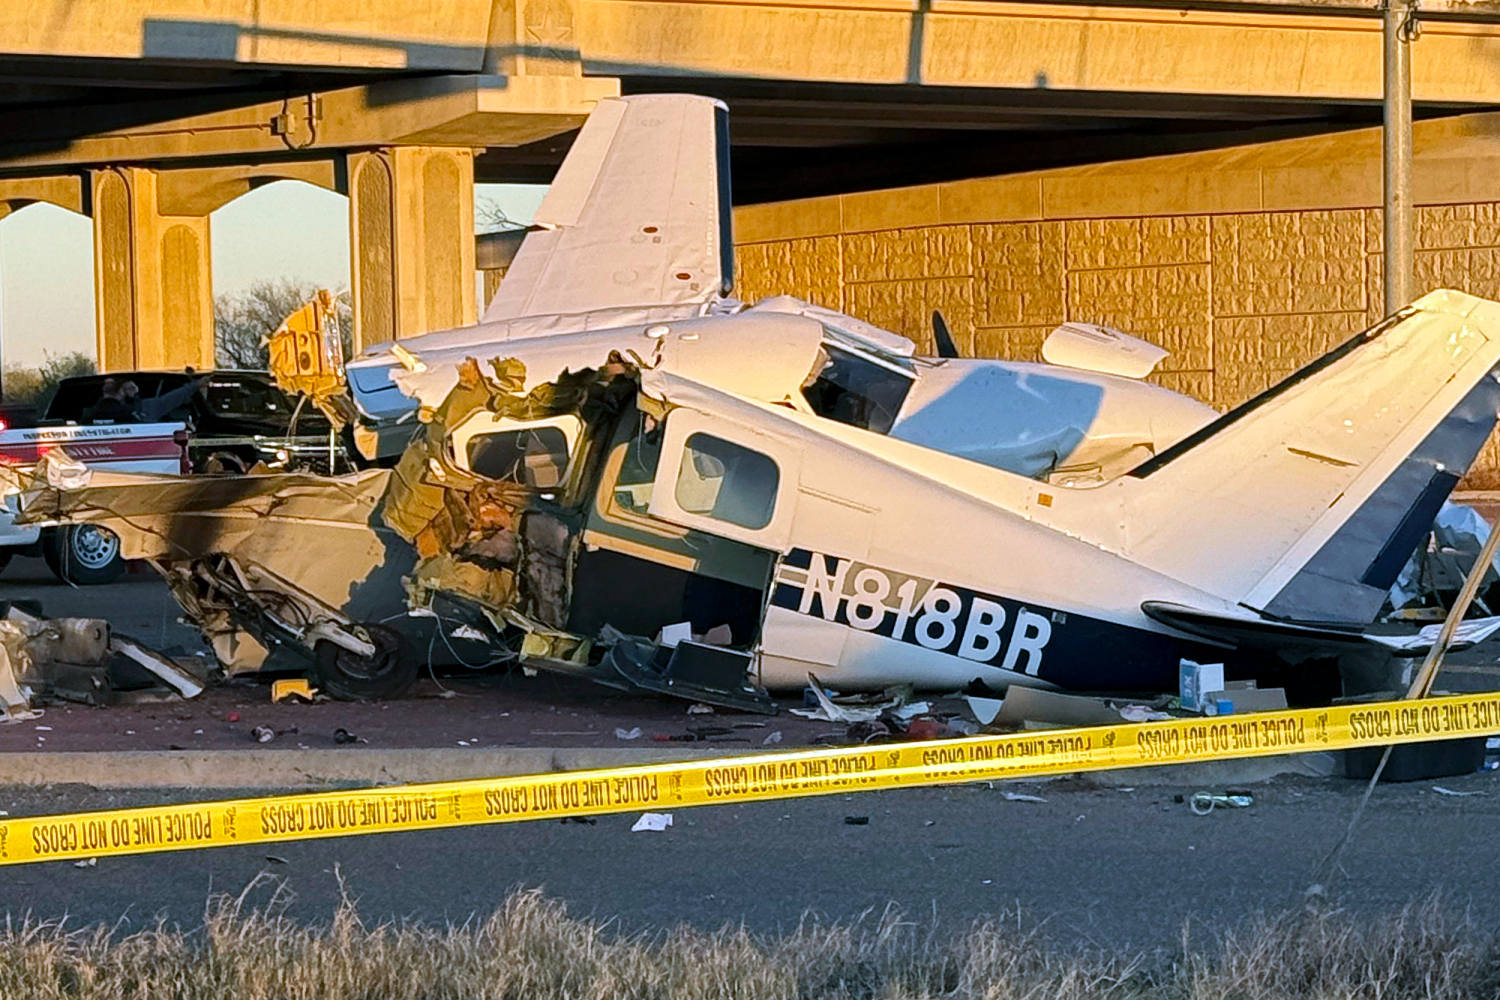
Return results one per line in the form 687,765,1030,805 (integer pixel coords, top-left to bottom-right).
1142,600,1500,655
481,94,733,326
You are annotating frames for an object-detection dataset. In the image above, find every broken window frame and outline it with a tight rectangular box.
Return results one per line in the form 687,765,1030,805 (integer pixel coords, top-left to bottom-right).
448,412,584,491
799,333,916,435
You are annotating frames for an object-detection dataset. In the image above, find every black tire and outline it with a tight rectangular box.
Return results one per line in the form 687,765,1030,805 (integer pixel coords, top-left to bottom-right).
42,525,126,586
198,451,250,475
312,623,416,700
0,550,14,576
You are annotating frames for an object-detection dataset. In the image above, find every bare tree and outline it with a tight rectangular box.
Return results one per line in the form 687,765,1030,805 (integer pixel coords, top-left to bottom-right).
476,196,527,235
3,351,96,407
214,278,353,369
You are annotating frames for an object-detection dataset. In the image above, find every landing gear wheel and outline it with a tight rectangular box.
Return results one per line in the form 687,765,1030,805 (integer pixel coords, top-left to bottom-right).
313,623,416,700
43,525,126,585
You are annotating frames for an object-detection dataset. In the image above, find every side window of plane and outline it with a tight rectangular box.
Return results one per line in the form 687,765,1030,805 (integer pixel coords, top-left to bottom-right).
467,427,570,488
675,433,779,530
613,414,664,515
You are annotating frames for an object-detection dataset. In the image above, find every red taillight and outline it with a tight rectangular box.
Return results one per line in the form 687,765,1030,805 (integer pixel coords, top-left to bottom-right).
0,418,9,432
173,429,191,475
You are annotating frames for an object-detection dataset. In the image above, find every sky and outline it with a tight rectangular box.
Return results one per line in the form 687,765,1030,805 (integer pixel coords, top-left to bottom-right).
0,181,546,371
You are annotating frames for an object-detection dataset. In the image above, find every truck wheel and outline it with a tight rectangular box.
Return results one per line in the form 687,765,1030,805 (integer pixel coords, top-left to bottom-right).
312,623,416,700
43,525,127,586
200,451,249,475
0,551,13,575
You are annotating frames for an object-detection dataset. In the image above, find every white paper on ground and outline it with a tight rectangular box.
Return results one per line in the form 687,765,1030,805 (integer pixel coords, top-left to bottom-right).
631,812,674,832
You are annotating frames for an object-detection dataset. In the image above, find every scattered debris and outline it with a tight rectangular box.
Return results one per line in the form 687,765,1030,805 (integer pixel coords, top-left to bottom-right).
1178,661,1225,714
614,727,642,740
631,812,673,832
0,606,202,720
964,696,1003,725
686,703,714,715
271,678,317,703
762,730,783,745
252,725,275,743
332,727,364,745
1188,791,1254,815
996,687,1122,729
656,622,692,647
73,857,96,869
846,719,892,743
1118,704,1171,723
843,815,869,825
1431,785,1483,797
265,855,289,865
560,816,598,825
1367,617,1500,652
792,674,907,723
226,711,240,723
1001,791,1047,803
903,717,948,740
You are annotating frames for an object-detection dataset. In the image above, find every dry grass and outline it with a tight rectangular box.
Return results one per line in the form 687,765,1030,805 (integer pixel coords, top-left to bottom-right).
0,881,1495,1000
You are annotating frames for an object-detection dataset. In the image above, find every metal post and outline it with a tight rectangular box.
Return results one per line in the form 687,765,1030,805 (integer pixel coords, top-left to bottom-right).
1383,0,1415,315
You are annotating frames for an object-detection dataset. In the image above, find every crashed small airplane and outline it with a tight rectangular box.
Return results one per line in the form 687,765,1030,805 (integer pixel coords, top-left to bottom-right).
15,95,1500,711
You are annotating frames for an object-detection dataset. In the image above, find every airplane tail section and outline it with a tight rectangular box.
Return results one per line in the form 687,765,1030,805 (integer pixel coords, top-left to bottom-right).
481,94,733,325
1118,290,1500,625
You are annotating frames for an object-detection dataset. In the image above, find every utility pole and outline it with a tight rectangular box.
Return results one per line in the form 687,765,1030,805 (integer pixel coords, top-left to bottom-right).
1383,0,1417,315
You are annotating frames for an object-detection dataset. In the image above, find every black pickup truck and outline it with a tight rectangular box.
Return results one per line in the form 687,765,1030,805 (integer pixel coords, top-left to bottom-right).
45,370,353,475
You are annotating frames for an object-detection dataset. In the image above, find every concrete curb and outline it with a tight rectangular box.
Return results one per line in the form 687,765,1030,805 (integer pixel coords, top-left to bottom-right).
0,746,1343,791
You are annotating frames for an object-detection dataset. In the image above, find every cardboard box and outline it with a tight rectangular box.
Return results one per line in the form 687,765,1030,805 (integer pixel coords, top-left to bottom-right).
1179,660,1225,712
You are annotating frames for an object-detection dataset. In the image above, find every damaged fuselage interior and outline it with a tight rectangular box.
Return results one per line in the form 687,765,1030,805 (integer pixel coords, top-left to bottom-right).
384,354,784,712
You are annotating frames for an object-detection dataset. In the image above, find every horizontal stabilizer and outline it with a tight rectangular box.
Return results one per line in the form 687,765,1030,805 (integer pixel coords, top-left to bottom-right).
1141,601,1366,650
1144,601,1500,656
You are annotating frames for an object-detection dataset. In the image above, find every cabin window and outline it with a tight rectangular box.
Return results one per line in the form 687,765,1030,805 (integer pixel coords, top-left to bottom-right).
675,433,779,530
801,345,912,434
466,426,570,487
613,413,664,515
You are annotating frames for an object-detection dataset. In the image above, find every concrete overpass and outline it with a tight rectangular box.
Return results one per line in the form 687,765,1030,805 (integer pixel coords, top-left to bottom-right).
7,0,1500,368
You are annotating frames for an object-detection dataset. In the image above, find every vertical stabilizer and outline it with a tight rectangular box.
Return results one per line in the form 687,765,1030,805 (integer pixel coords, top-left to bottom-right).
1115,290,1500,625
481,94,732,325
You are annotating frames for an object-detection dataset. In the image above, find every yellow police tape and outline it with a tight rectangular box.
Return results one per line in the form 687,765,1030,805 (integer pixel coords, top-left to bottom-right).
4,691,1499,866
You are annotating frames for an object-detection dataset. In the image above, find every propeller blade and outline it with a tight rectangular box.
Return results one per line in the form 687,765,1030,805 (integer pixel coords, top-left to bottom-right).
931,310,960,359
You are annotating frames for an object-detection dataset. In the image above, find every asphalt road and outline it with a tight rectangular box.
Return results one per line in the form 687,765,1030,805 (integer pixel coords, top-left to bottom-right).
0,557,205,654
1,770,1496,949
4,558,1500,949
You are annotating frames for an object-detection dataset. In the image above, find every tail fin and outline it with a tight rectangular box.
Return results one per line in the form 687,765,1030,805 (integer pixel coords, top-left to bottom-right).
481,93,732,324
1120,290,1500,625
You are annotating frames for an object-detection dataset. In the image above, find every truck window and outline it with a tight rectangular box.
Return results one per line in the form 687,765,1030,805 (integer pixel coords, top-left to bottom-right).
204,377,286,419
675,433,779,530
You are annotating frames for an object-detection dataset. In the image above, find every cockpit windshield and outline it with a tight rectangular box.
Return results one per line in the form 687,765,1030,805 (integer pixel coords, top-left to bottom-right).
800,345,913,434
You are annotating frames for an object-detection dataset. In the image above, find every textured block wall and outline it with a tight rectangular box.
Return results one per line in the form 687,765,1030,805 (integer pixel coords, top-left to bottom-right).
735,202,1500,488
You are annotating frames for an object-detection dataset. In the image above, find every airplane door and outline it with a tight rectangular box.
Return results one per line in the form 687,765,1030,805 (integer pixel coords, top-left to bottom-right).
646,410,800,551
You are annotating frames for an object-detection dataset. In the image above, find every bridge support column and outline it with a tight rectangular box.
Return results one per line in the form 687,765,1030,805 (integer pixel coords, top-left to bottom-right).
90,167,213,371
346,146,476,351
